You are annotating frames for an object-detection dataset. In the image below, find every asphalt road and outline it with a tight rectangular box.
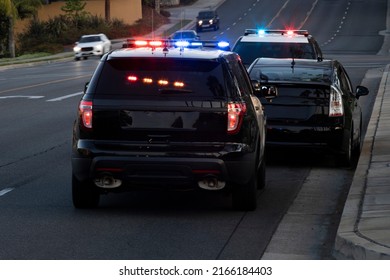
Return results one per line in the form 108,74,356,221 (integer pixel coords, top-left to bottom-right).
0,0,389,260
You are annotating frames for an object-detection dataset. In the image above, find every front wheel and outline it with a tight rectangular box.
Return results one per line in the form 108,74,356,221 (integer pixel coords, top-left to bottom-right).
72,175,100,208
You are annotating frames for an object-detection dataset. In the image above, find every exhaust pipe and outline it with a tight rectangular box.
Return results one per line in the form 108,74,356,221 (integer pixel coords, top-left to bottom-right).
198,175,225,190
94,174,122,189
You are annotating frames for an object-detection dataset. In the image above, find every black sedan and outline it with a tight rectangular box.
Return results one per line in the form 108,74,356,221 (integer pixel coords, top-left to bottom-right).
248,58,369,166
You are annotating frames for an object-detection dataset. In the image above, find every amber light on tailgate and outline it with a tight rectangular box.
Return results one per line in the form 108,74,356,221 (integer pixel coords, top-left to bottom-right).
227,102,247,134
79,100,93,129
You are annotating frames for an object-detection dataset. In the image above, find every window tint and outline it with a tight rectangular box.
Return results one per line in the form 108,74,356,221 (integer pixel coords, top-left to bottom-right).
227,57,252,97
233,42,315,65
80,36,101,43
95,58,226,99
198,11,215,18
249,65,332,84
338,66,353,94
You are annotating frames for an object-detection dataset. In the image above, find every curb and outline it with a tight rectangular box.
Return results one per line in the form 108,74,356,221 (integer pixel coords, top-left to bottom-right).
333,64,390,259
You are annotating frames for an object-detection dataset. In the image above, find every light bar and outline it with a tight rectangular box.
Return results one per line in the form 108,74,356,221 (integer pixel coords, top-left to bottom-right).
122,38,230,51
244,29,309,37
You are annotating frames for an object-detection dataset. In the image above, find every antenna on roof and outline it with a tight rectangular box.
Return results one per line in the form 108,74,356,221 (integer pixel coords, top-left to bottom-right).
151,7,154,39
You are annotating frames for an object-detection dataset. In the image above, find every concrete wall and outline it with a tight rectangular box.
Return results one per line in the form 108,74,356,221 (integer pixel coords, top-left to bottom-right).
16,0,142,34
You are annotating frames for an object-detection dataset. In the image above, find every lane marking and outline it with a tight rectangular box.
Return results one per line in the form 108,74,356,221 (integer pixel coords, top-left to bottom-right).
46,91,83,102
0,96,44,99
0,188,14,196
298,0,319,29
266,0,290,28
0,75,90,95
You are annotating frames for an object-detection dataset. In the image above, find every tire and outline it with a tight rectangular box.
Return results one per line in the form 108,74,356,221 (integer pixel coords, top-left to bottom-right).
74,57,80,61
338,130,353,167
351,123,362,167
232,167,258,211
257,158,266,190
72,175,100,208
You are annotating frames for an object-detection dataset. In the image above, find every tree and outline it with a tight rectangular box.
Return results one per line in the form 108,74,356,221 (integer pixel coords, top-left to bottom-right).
0,0,43,58
104,0,110,22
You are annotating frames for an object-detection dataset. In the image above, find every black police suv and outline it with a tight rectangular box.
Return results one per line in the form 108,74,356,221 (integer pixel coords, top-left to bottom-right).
72,40,267,210
248,58,369,166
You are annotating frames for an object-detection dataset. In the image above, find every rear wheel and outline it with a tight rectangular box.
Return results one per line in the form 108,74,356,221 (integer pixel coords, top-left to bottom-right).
72,175,100,208
338,129,354,167
257,158,266,190
232,167,257,211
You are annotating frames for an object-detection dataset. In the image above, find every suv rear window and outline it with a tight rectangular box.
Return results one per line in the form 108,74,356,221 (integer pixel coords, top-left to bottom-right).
95,58,226,98
233,42,315,65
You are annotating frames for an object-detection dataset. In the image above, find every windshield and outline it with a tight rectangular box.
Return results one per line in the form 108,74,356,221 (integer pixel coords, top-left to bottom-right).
79,36,101,43
198,11,215,19
95,58,226,99
233,42,315,65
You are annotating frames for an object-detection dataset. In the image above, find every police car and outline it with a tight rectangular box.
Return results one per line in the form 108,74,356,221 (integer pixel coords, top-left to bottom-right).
232,29,323,67
71,38,267,211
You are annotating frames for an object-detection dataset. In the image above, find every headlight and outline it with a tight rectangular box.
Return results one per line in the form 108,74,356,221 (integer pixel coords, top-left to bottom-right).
73,46,81,52
209,19,214,24
198,20,203,25
96,44,103,51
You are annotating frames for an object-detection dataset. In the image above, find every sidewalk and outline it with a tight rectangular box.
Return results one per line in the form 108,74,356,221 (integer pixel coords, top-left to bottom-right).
333,65,390,259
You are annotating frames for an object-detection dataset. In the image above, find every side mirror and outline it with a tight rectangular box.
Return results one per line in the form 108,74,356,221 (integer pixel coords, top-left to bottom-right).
356,85,369,99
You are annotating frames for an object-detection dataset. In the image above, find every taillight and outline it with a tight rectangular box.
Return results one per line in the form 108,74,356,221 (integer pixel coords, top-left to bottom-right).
79,100,93,129
329,85,344,117
227,102,247,134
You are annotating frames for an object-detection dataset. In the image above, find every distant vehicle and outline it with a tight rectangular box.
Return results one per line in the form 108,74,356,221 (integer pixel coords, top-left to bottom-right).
196,10,220,32
73,34,111,61
248,58,369,166
171,30,200,41
71,39,267,211
232,29,323,67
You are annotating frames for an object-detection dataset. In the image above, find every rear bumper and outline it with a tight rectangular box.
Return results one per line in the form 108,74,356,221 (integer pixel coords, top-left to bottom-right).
72,140,257,191
266,124,346,151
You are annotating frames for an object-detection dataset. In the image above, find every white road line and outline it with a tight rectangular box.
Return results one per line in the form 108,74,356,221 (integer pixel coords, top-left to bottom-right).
46,91,83,102
0,188,14,196
0,95,44,99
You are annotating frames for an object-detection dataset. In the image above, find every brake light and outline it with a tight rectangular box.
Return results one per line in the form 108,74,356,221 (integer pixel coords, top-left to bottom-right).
227,102,247,134
286,30,294,36
127,75,138,82
329,85,344,117
79,100,93,129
